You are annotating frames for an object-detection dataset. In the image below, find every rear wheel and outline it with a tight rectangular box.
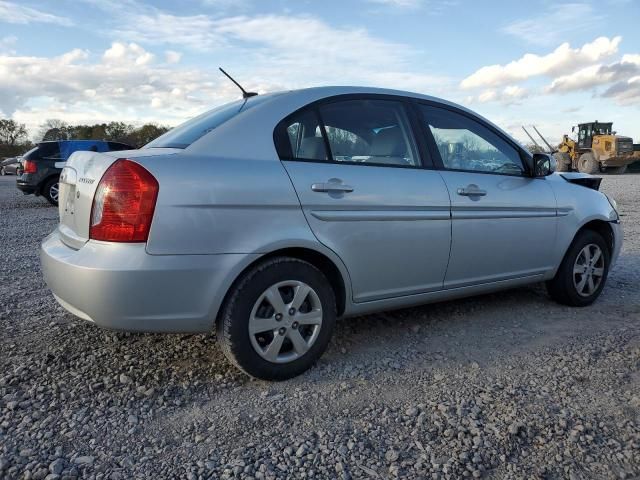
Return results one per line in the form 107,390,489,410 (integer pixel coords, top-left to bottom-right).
43,177,60,206
546,230,610,307
577,152,599,174
0,167,5,176
217,257,336,380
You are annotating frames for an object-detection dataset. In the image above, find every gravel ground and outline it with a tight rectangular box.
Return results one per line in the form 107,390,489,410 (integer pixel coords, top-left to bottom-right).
0,174,639,480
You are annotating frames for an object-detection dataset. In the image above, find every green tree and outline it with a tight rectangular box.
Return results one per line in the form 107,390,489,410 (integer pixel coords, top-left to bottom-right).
126,124,170,147
0,119,28,145
39,119,70,141
105,122,134,142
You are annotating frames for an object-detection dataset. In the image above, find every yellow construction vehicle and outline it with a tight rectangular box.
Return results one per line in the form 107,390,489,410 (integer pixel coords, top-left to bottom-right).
554,121,636,174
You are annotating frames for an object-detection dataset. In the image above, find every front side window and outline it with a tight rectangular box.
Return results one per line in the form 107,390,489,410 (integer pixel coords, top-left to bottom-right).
419,105,524,176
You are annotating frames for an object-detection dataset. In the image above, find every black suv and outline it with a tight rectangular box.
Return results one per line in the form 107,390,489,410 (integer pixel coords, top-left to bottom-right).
17,140,132,205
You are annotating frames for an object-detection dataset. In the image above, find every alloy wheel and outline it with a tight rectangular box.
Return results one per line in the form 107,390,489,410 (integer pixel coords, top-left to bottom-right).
248,280,323,364
50,182,59,203
573,243,605,297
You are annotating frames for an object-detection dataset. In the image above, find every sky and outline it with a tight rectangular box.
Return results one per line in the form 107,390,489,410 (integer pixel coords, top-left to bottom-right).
0,0,639,144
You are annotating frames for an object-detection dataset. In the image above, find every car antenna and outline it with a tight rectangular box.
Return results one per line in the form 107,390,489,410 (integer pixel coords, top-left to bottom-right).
219,67,258,99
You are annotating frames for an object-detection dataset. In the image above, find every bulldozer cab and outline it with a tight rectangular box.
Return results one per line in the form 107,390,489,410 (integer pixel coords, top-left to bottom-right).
577,121,613,149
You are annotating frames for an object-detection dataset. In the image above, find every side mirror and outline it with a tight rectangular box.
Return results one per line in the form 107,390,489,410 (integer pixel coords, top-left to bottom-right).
533,153,556,177
571,126,575,133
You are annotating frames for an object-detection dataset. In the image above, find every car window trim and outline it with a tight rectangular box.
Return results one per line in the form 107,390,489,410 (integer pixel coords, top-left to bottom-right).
411,99,534,178
315,107,334,162
273,93,435,170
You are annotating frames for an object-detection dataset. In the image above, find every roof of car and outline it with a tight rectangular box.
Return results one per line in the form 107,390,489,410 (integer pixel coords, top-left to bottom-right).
273,85,449,104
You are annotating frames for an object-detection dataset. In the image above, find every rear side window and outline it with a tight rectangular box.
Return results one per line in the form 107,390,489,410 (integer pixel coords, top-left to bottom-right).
145,96,266,149
275,98,419,168
279,110,328,161
319,100,418,167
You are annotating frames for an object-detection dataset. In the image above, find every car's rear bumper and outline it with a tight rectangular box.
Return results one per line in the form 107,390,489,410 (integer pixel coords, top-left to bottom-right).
16,180,37,195
40,229,259,333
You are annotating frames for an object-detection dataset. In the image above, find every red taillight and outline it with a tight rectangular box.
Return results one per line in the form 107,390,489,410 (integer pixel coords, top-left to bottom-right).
23,160,37,174
89,159,159,243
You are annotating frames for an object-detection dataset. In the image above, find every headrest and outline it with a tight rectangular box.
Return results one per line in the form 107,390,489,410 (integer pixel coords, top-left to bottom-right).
370,127,406,157
298,137,326,160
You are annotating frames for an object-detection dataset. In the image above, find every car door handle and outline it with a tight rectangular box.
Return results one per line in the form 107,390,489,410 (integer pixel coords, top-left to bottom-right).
311,183,354,193
457,186,487,197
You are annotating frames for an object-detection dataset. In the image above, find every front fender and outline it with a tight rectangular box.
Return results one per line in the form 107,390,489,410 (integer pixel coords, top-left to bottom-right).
548,174,619,277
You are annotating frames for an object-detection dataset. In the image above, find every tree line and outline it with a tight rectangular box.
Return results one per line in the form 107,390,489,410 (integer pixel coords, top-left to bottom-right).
0,118,171,159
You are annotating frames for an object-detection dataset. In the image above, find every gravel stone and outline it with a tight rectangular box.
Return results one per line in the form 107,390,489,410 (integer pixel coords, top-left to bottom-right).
49,459,64,475
1,174,639,479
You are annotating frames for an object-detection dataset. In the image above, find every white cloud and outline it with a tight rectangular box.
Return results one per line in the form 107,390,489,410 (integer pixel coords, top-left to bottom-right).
114,11,225,51
602,75,640,103
70,1,455,97
0,43,252,133
461,36,621,89
547,64,610,93
472,85,529,105
502,3,598,47
103,42,154,65
0,0,73,26
478,90,497,103
104,8,454,93
215,15,411,70
547,54,640,104
211,15,455,95
165,50,182,64
503,85,528,99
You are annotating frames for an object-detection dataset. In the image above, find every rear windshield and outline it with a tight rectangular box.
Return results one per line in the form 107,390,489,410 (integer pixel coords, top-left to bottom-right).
107,142,133,151
23,142,61,160
144,95,268,149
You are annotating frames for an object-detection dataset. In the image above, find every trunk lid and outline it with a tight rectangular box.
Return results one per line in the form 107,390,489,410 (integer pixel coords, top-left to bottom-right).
57,148,179,249
58,151,119,249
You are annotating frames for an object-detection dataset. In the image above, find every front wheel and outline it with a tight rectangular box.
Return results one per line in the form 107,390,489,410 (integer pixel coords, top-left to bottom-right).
0,167,5,176
217,257,336,380
43,177,60,206
546,230,610,307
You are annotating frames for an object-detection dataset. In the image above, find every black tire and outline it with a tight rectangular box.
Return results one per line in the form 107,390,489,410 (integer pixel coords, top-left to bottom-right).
217,257,337,381
0,167,5,176
546,229,610,307
43,177,60,206
554,152,571,172
577,152,599,174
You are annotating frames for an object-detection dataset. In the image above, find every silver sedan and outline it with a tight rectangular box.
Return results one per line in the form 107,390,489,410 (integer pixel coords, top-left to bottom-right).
40,86,622,380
